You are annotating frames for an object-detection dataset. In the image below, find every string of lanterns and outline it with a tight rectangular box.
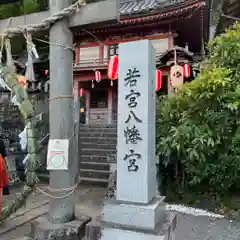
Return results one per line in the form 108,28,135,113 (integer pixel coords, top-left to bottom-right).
91,55,118,89
16,67,51,90
91,70,101,88
79,56,192,97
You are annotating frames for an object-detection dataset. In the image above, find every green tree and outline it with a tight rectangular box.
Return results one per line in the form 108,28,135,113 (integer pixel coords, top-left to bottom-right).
0,0,40,19
0,0,97,20
156,22,240,194
21,0,40,14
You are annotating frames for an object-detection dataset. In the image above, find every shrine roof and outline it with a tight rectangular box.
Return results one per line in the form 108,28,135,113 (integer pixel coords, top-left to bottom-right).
119,0,200,16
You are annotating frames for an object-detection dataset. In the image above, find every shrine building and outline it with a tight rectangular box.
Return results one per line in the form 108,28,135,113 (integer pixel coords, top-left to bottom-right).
72,0,212,184
0,0,213,185
73,0,211,125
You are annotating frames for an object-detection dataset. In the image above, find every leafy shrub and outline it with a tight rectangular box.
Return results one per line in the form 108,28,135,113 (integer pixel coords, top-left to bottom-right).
156,23,240,194
0,0,40,19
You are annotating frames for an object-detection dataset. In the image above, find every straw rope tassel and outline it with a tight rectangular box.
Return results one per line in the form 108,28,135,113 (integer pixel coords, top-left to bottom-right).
0,36,4,65
25,32,36,83
4,38,14,68
4,38,15,97
0,66,38,221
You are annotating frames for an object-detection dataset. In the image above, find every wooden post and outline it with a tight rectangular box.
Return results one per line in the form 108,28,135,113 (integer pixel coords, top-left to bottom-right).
0,188,2,218
108,88,113,124
85,90,90,124
73,80,80,181
167,75,174,97
99,44,104,63
48,0,76,223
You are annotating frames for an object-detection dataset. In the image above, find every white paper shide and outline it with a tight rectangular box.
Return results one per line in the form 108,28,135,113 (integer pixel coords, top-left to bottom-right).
47,139,69,170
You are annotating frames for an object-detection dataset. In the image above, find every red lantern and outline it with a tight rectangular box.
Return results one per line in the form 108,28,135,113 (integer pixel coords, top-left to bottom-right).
44,69,49,76
155,70,162,91
108,55,119,80
95,71,101,82
80,88,84,97
183,64,191,78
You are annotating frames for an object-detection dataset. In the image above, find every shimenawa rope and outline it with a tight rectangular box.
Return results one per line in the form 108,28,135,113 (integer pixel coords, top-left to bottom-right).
0,1,84,221
2,0,86,36
36,183,78,199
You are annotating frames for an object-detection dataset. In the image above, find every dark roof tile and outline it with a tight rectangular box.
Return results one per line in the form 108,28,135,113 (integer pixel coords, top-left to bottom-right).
119,0,186,15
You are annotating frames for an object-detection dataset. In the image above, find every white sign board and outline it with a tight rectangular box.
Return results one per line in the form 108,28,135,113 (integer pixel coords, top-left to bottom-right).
47,139,69,170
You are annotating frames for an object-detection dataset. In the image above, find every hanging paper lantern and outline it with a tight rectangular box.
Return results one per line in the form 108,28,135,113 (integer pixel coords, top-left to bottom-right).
108,55,119,80
155,70,162,91
95,71,101,82
170,65,184,88
17,75,27,89
44,69,49,76
80,88,84,97
183,64,191,78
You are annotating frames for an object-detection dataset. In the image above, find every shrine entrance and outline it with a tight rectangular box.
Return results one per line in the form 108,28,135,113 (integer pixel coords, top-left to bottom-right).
89,89,108,124
78,79,117,125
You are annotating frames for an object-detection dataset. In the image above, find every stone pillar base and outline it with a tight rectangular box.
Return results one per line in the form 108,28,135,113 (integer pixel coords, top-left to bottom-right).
102,196,166,231
29,215,91,240
85,212,177,240
85,196,177,240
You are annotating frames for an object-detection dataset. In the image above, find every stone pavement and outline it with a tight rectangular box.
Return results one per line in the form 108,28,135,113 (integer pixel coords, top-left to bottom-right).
1,183,240,240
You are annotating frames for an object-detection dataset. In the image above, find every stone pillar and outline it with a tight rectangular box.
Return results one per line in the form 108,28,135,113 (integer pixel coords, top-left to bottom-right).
116,40,156,203
48,0,75,223
29,1,91,239
86,40,177,239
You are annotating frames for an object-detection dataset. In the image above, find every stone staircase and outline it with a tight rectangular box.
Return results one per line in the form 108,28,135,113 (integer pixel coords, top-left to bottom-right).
79,124,117,185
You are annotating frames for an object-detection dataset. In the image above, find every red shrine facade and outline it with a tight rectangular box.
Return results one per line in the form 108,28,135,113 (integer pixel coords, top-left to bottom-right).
73,0,211,125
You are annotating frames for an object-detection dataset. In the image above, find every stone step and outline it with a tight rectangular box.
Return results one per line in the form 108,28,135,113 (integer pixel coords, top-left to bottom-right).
37,170,110,187
80,131,117,138
13,237,32,240
79,124,117,129
80,169,110,179
80,162,110,171
80,155,108,162
79,177,108,186
80,148,116,156
79,136,117,144
80,127,117,133
80,142,116,150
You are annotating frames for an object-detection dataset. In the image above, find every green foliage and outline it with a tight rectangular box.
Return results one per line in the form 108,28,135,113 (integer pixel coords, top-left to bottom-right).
0,2,22,19
0,0,40,19
156,22,240,194
0,0,98,20
21,0,40,14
